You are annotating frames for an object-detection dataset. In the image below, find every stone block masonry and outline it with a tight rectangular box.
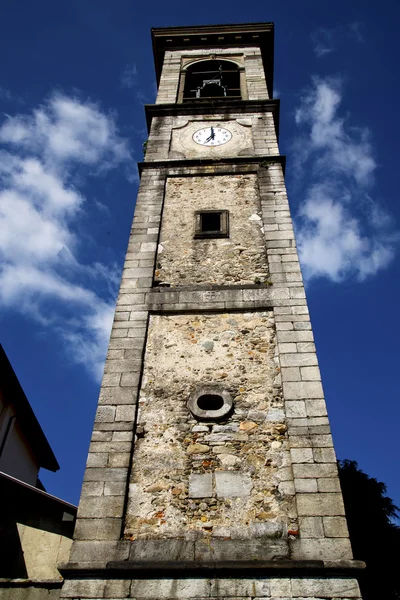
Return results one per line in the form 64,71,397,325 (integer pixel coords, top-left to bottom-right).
60,24,363,600
65,159,356,571
124,311,295,542
156,174,270,286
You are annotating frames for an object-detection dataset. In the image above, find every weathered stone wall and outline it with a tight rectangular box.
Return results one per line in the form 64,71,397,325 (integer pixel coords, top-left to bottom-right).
67,160,354,568
144,113,279,162
125,311,296,542
156,174,270,286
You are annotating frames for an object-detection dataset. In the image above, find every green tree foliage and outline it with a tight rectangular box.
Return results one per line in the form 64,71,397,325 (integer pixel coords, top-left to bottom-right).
338,459,400,600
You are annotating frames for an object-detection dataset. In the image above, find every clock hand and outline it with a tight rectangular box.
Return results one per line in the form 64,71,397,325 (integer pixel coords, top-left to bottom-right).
204,128,213,143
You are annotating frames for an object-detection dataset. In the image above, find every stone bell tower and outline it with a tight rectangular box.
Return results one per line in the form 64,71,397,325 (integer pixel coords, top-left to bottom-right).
61,23,364,600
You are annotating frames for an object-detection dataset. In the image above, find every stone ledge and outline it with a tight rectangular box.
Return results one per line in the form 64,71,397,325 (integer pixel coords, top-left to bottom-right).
151,283,275,292
0,579,63,588
148,287,289,304
67,538,289,566
59,559,365,579
135,286,307,312
138,154,286,175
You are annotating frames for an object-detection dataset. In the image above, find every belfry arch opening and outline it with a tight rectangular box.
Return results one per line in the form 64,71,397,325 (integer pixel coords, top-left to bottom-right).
182,60,241,102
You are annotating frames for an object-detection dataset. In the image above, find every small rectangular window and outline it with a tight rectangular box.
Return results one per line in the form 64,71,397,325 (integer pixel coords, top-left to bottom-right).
194,210,229,238
202,212,221,232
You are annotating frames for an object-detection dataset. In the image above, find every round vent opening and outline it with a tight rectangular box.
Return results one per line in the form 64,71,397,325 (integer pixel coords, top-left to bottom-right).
197,394,224,411
188,387,233,422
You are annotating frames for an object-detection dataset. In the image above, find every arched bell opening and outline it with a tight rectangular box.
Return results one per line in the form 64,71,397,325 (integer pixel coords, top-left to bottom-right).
182,60,241,102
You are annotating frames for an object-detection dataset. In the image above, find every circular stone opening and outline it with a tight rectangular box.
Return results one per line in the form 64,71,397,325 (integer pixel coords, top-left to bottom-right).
188,387,233,421
197,394,224,411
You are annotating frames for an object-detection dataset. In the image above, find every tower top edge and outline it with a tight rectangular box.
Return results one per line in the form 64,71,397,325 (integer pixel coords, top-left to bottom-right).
151,22,275,94
151,22,274,36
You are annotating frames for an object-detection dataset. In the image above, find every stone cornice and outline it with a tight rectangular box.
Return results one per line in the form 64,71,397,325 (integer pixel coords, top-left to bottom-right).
60,558,365,579
144,99,280,138
138,154,286,176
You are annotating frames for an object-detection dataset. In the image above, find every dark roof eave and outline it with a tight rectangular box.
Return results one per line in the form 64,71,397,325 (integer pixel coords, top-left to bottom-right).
0,470,76,512
1,471,76,539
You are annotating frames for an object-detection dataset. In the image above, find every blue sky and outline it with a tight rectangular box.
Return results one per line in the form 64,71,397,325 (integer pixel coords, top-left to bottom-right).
1,0,399,510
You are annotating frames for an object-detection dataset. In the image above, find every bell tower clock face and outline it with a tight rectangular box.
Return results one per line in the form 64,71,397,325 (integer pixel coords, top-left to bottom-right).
193,126,232,146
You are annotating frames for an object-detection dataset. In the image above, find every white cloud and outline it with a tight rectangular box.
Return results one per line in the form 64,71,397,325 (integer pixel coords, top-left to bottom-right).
120,65,156,106
121,63,138,89
0,93,132,378
311,28,336,58
295,78,376,185
294,78,397,283
311,23,365,58
1,94,130,167
349,22,365,44
297,184,395,282
58,300,115,381
0,86,15,103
